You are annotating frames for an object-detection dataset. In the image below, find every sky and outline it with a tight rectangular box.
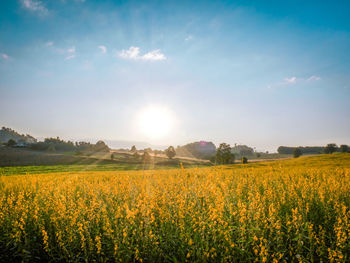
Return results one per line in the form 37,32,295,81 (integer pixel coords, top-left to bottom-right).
0,0,349,152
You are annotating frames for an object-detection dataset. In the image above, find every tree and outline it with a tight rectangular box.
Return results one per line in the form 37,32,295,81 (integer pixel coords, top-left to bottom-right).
293,148,302,158
324,143,337,154
47,143,56,152
165,146,176,159
216,143,235,164
340,144,349,153
7,139,16,147
131,145,137,152
241,157,248,164
111,153,115,160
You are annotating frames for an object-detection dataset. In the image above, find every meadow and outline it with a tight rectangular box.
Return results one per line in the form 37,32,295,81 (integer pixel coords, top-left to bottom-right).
0,154,349,262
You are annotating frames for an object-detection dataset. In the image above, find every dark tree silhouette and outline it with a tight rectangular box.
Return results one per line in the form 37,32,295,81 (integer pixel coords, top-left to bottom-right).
324,143,337,154
293,148,302,158
340,144,349,153
165,146,176,159
7,139,16,147
216,143,235,164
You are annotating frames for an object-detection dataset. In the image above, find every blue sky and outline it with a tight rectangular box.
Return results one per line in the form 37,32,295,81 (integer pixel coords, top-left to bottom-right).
0,0,349,151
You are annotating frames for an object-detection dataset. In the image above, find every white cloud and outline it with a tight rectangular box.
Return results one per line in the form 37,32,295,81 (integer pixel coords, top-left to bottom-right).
98,45,107,54
54,46,76,60
307,75,321,81
185,35,193,41
142,49,166,61
45,41,54,47
21,0,48,15
267,75,322,89
1,53,9,60
65,54,76,60
118,46,166,61
266,76,297,89
64,46,76,60
284,77,297,84
118,46,140,59
66,46,75,53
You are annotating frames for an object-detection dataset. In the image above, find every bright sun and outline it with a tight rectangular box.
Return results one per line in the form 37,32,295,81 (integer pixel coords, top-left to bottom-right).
137,106,174,139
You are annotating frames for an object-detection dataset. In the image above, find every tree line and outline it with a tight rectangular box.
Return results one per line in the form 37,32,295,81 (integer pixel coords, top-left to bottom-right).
278,144,349,156
5,136,110,153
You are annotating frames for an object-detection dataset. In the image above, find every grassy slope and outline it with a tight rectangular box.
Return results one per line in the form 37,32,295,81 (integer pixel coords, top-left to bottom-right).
0,147,211,175
1,153,349,176
0,163,210,176
234,152,350,169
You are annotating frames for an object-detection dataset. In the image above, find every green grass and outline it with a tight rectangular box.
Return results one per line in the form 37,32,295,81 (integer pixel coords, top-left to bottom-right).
0,162,210,176
1,153,349,176
215,152,350,170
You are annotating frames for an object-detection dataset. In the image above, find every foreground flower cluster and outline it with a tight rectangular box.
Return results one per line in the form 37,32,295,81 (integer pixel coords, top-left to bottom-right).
0,161,349,262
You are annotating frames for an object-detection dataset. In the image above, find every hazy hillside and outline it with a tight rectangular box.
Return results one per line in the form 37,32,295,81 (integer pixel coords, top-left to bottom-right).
0,127,37,144
176,141,216,159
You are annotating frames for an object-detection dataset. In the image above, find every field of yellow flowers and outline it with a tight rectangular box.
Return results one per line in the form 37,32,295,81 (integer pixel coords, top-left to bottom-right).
0,154,349,262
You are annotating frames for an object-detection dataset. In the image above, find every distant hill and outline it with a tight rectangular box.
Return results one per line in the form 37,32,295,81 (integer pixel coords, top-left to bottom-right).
176,141,216,160
0,127,37,144
104,139,166,151
277,146,325,154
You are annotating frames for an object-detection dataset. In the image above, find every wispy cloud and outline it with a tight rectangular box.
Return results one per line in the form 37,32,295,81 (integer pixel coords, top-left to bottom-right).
284,77,297,85
118,46,166,61
267,76,297,89
307,75,321,81
55,46,76,60
98,45,107,54
1,53,9,60
21,0,48,15
267,75,321,89
60,0,86,3
45,41,54,47
64,46,76,60
185,35,194,41
66,46,75,53
64,54,75,60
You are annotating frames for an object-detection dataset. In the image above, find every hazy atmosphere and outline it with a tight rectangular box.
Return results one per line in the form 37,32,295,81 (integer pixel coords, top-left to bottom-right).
1,1,350,262
1,0,350,151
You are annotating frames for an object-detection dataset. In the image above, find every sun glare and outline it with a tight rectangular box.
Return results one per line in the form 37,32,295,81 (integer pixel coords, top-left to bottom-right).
137,106,174,139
